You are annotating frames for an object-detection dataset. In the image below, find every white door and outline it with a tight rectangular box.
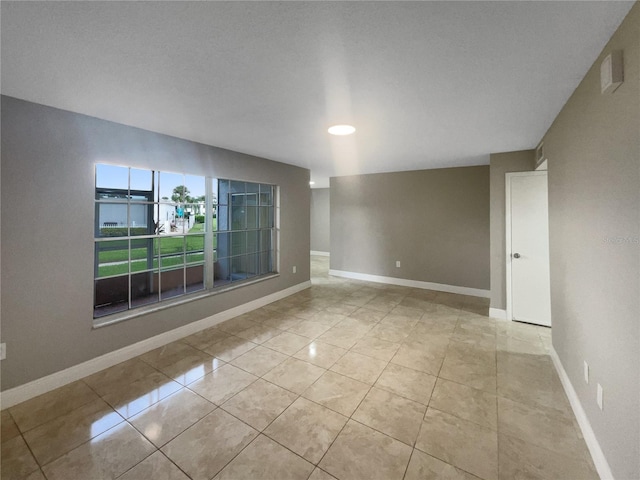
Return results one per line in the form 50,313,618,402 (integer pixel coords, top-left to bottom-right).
506,172,551,326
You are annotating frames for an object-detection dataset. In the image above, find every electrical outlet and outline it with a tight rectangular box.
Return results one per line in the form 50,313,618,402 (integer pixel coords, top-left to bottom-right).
396,261,401,268
0,343,6,361
584,361,589,384
597,383,604,410
292,266,297,274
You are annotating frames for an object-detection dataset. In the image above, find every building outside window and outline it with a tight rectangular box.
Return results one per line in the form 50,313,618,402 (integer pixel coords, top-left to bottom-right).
94,164,277,320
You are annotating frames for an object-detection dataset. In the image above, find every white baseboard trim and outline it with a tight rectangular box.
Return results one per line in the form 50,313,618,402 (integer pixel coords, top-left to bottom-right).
0,281,311,409
329,269,490,298
489,308,508,320
310,251,330,257
550,347,613,480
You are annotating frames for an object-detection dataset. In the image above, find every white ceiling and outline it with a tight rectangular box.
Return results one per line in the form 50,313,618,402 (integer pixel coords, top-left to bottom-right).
1,1,633,188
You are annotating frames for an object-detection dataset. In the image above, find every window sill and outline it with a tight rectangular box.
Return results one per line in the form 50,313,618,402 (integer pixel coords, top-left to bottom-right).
92,273,280,329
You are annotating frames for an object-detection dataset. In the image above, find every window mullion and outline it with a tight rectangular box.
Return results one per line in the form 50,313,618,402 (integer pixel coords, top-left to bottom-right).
204,177,214,289
95,165,276,322
127,168,132,310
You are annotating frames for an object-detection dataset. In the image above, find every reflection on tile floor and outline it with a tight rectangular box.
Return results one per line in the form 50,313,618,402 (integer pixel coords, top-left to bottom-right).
1,256,598,480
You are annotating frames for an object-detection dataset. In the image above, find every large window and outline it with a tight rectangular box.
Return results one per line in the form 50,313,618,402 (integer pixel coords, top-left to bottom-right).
94,164,277,320
215,180,275,287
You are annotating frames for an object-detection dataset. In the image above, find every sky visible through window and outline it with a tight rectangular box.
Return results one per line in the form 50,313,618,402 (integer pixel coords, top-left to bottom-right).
94,164,276,319
96,164,215,202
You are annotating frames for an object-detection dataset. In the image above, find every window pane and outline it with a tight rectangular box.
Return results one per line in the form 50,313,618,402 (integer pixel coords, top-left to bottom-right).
131,271,159,308
259,206,273,229
187,235,205,264
211,208,218,232
260,184,273,205
212,179,219,206
185,175,206,202
186,264,205,294
150,205,163,235
231,193,245,207
97,203,128,237
160,172,185,202
130,238,158,272
231,256,247,281
129,203,155,236
129,167,154,203
161,268,184,299
130,168,154,194
184,205,205,233
231,206,246,230
156,204,175,235
260,229,272,252
96,240,129,278
231,232,246,256
247,183,259,206
214,257,232,286
94,276,128,317
218,180,230,205
153,171,161,202
246,206,258,229
247,230,259,253
246,253,259,278
194,209,207,231
160,236,184,271
231,180,245,195
172,205,189,234
246,193,258,206
217,232,230,259
96,164,128,190
217,205,229,231
161,254,185,271
260,251,272,275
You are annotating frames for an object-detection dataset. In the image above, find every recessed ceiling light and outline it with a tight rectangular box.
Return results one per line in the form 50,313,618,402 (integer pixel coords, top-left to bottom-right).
328,124,356,136
309,181,315,185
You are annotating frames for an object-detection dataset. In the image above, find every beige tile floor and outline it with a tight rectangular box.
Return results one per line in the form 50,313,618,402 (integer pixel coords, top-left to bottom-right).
1,256,598,480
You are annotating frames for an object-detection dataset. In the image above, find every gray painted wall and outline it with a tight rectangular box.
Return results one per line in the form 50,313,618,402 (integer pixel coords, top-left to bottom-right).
310,188,330,253
489,150,534,310
330,166,490,290
1,96,311,390
542,4,639,478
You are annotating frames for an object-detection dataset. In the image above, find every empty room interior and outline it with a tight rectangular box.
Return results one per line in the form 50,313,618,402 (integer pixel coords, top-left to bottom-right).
1,2,639,480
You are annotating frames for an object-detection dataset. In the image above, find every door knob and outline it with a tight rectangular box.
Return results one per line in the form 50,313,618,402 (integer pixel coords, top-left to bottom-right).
513,253,521,259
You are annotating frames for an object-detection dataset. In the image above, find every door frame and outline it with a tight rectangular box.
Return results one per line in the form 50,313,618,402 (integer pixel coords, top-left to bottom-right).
505,170,549,322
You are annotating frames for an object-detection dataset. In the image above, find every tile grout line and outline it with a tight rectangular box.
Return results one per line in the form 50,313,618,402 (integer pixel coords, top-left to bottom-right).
111,447,157,480
216,303,405,474
8,264,567,480
10,378,106,436
307,312,405,473
17,379,131,471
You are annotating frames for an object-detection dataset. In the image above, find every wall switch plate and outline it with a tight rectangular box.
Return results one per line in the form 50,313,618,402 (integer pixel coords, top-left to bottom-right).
584,361,589,384
396,261,401,268
292,266,297,274
597,383,604,410
0,343,6,361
